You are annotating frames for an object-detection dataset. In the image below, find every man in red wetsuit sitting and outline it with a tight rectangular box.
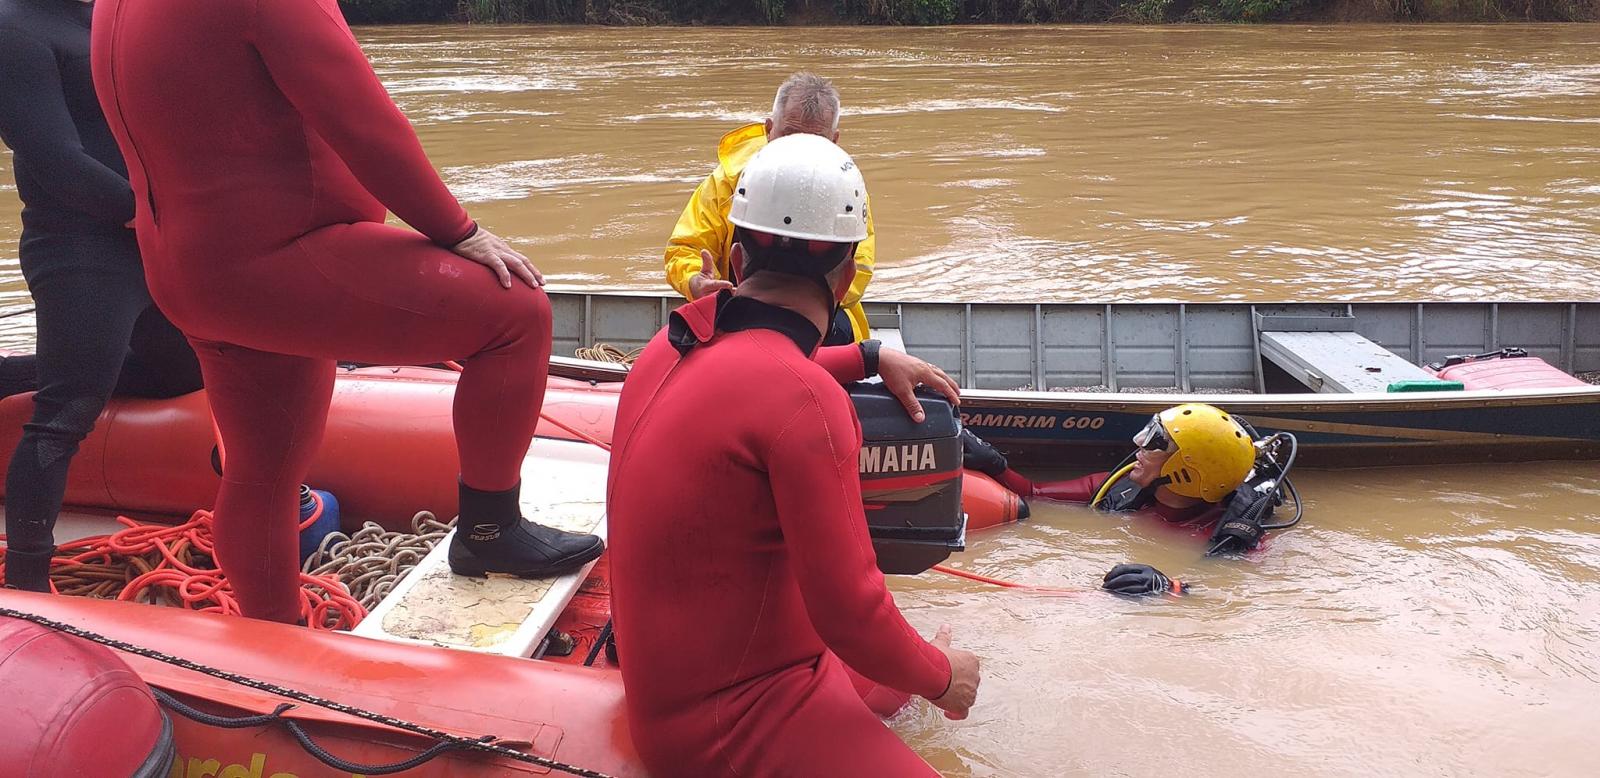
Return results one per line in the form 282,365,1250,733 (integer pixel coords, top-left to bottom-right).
607,134,982,777
90,0,603,623
966,403,1271,596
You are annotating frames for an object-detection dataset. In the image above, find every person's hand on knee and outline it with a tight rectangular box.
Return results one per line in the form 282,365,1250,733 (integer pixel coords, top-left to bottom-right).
452,226,543,289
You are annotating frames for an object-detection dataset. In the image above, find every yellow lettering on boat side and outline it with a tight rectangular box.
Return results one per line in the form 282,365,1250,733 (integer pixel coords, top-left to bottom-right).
218,753,265,778
185,758,220,778
169,749,376,778
186,758,221,778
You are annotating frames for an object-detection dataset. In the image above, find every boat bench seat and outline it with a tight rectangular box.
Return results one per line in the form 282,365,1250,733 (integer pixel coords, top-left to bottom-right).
1257,316,1437,394
351,437,609,657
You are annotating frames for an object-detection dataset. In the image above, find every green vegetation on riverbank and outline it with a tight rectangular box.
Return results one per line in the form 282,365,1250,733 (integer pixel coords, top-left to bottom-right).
341,0,1597,24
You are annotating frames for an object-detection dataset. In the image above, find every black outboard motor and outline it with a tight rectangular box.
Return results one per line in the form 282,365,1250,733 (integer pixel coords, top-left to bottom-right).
849,383,966,575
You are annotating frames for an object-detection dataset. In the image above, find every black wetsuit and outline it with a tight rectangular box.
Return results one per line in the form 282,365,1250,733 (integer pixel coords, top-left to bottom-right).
0,0,200,590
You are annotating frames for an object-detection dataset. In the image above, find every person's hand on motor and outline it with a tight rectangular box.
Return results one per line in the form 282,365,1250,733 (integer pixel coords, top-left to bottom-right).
452,226,543,289
1101,563,1185,596
687,248,734,300
928,623,980,720
878,347,960,423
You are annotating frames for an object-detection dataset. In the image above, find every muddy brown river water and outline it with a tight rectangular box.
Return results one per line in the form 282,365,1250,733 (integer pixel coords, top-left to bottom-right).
0,23,1596,777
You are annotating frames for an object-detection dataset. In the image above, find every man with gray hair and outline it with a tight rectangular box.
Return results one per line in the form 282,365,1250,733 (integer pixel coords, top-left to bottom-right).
664,72,877,345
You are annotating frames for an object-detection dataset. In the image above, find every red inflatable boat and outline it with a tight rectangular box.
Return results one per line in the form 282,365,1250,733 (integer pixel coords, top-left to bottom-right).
0,365,1023,533
0,589,642,777
0,365,1024,777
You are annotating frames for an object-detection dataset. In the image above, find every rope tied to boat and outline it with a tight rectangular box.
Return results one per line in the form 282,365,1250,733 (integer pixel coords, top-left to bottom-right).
574,342,641,365
0,606,617,778
302,511,455,611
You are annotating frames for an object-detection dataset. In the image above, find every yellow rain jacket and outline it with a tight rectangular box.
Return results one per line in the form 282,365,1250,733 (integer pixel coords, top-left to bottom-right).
664,123,876,342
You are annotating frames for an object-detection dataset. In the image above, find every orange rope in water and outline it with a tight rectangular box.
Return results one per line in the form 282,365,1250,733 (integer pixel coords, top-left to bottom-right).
929,564,1080,596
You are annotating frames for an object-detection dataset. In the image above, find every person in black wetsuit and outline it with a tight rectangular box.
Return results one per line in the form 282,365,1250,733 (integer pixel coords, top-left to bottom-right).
0,0,202,591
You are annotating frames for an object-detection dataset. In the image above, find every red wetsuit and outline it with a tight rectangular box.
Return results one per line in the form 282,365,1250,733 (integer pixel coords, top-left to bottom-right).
91,0,551,622
607,293,951,777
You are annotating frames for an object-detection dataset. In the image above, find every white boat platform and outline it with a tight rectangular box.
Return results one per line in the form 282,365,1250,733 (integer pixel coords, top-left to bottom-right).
352,437,610,657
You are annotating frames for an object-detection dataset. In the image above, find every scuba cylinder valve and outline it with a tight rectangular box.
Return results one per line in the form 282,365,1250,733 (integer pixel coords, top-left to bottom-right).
297,484,340,563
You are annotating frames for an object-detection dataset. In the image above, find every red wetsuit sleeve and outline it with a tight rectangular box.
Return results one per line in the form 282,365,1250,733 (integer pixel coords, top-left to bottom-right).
1030,472,1111,504
767,385,952,701
813,344,867,383
250,0,475,246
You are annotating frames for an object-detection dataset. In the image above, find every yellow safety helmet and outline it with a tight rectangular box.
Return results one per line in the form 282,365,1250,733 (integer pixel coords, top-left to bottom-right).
1132,403,1256,503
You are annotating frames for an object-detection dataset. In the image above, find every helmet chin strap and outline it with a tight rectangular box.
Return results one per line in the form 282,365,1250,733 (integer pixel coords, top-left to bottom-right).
1128,468,1172,509
826,257,858,328
734,228,856,335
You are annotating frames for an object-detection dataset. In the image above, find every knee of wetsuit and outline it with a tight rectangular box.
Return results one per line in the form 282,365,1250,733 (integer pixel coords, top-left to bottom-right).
500,285,553,341
23,395,109,470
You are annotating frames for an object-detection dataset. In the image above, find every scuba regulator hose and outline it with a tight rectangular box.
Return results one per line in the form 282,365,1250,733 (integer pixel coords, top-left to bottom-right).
1088,446,1141,510
1089,460,1137,509
1204,428,1303,556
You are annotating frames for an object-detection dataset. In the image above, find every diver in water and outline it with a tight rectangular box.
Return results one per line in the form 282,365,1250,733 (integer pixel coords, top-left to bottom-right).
964,403,1301,596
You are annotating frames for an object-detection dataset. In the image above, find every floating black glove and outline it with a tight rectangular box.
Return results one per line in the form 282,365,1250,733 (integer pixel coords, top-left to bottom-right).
1206,484,1275,556
1101,563,1185,596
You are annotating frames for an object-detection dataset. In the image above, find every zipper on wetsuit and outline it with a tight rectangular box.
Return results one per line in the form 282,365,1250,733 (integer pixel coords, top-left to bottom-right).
103,4,158,224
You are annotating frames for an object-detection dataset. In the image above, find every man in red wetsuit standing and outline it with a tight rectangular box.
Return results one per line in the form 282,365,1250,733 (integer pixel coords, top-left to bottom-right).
89,0,603,623
607,134,982,777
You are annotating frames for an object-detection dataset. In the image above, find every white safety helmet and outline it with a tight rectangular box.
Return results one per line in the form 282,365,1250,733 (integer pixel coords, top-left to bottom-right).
729,133,868,244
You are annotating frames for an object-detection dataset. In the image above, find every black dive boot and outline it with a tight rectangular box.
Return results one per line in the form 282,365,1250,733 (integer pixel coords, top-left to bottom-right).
3,546,54,592
448,481,604,578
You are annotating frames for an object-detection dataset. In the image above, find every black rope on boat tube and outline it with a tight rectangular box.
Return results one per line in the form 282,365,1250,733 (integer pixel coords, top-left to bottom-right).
151,689,293,729
152,688,470,776
280,719,477,776
0,606,617,778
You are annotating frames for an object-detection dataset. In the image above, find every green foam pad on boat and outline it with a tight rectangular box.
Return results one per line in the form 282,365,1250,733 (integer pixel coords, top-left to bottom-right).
1387,379,1464,393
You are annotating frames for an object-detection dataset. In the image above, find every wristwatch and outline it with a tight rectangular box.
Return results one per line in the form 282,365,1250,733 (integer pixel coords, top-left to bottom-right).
860,339,881,377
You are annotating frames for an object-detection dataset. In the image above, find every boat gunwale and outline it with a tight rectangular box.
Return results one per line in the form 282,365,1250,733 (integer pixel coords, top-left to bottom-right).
549,357,1600,412
542,288,1600,308
957,384,1600,412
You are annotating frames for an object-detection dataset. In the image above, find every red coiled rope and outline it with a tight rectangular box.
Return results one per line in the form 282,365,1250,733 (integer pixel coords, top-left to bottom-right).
1,499,365,630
